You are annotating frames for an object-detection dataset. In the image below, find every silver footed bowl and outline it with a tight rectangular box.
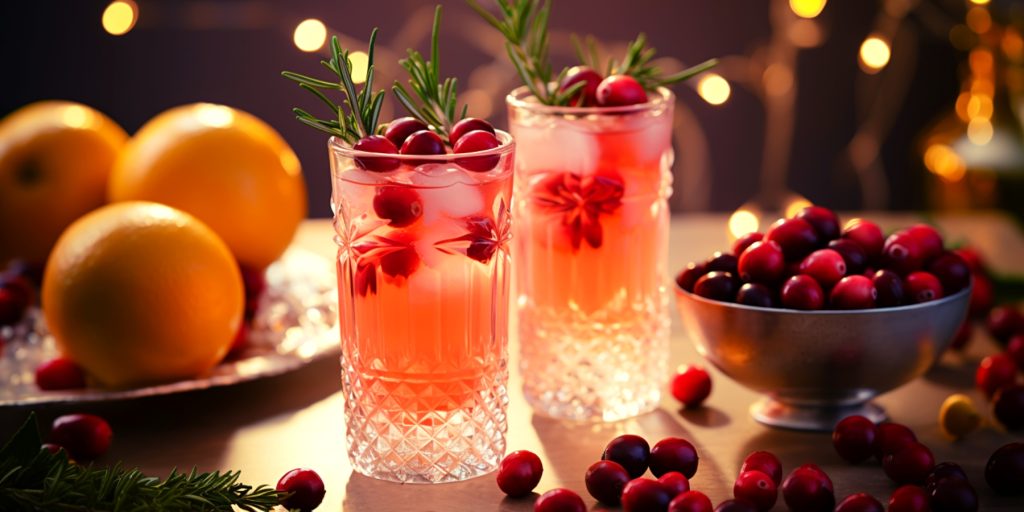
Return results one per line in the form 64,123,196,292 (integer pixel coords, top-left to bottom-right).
674,283,972,431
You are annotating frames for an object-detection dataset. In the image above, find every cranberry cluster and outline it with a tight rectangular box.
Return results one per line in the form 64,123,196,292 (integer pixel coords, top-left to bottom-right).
351,117,501,172
557,67,650,107
677,207,971,311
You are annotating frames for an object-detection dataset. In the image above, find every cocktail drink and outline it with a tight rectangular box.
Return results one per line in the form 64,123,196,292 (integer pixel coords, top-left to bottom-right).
508,88,675,421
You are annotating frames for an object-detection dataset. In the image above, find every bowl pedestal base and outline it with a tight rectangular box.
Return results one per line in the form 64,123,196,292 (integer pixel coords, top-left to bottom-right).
750,398,887,431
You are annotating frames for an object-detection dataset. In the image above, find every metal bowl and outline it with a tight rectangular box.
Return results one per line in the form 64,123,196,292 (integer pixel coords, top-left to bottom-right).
674,283,971,431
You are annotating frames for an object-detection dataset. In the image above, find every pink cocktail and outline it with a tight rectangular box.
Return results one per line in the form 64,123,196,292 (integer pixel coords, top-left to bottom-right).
508,88,674,421
329,133,514,483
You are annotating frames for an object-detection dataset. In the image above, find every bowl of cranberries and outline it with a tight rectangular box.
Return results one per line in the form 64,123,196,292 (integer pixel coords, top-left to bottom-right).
674,206,972,431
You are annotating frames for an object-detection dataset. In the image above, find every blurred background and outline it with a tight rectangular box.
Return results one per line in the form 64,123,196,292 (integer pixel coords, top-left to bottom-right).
3,0,1022,226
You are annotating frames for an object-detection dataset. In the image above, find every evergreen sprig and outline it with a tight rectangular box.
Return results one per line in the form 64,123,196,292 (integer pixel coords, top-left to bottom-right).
0,414,281,512
282,30,386,144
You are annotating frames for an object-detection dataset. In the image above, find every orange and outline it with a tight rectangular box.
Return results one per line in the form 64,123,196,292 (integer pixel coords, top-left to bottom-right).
42,201,244,388
109,103,307,270
0,101,128,265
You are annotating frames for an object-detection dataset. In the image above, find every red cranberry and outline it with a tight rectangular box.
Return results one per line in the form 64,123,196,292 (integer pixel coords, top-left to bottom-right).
994,384,1024,430
379,245,420,278
987,306,1024,343
832,415,877,464
888,485,929,512
497,450,543,497
352,135,400,172
968,274,994,318
875,422,918,461
795,206,840,241
835,493,884,512
799,249,846,288
453,129,501,172
1,274,34,306
49,413,112,462
765,218,819,262
780,275,824,310
622,478,672,512
449,117,495,145
732,232,763,257
228,322,249,355
383,117,429,148
585,460,630,504
830,275,877,310
703,252,737,274
951,320,972,351
239,264,266,300
713,499,757,512
883,231,927,275
4,260,45,288
781,466,835,512
276,468,326,512
733,470,777,511
976,353,1018,398
904,271,943,303
671,365,712,408
603,434,651,479
659,472,691,498
736,283,775,308
0,287,27,326
693,272,738,302
740,451,782,486
985,442,1024,495
1009,335,1024,369
399,129,446,163
954,247,985,272
559,66,603,106
872,269,905,307
669,490,714,512
905,224,944,262
676,263,708,292
596,74,648,107
41,443,62,455
738,241,784,284
35,357,87,390
927,252,970,295
828,238,869,275
928,477,978,512
883,442,935,485
535,488,586,512
841,219,884,261
649,437,699,479
373,186,423,227
925,462,969,495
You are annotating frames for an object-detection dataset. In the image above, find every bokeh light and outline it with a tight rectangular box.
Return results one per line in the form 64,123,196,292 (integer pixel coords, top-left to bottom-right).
697,74,731,106
923,144,966,182
102,1,138,36
859,36,891,73
348,51,369,84
729,209,760,239
293,19,327,53
967,118,993,145
783,196,812,219
789,0,827,19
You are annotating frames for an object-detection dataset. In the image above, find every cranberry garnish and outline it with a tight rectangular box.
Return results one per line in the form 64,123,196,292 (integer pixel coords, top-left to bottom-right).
49,413,112,462
585,460,630,505
399,129,446,163
994,384,1024,430
968,273,994,318
373,186,423,227
35,357,87,390
736,283,775,307
621,478,672,512
987,305,1024,343
925,462,969,494
41,442,63,455
738,241,784,284
649,437,699,479
951,320,973,351
905,224,944,262
888,484,929,512
671,365,712,408
693,271,738,302
676,263,708,293
1009,335,1024,369
532,171,624,251
929,478,978,512
713,499,757,512
795,206,840,241
659,472,691,498
799,249,847,288
596,74,648,106
559,66,603,106
733,470,777,511
352,135,400,172
383,117,429,149
835,493,883,512
883,442,935,485
453,129,501,172
669,490,714,512
780,275,824,310
705,251,739,274
904,271,943,303
497,450,543,497
833,415,877,464
828,238,869,276
354,262,377,296
276,468,326,512
368,233,422,280
535,488,586,512
976,353,1018,398
732,232,764,257
874,422,918,461
841,219,885,261
985,442,1024,495
882,231,926,275
872,269,905,307
603,434,651,479
448,117,495,146
740,451,782,486
781,465,835,512
830,275,876,309
765,218,819,262
927,252,970,295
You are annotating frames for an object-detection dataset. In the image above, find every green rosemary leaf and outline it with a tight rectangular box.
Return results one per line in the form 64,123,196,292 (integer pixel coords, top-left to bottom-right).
280,71,336,90
299,83,340,114
657,58,719,86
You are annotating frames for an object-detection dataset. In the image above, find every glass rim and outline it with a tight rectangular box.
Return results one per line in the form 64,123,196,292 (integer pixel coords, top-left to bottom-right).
505,85,673,115
328,129,514,162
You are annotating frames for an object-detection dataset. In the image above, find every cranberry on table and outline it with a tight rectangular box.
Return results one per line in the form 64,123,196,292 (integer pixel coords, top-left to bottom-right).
35,356,87,390
993,384,1024,430
905,224,944,262
1008,335,1024,369
904,271,943,303
834,493,884,512
373,186,423,227
559,65,603,106
649,437,699,478
987,305,1024,343
621,478,672,512
49,413,112,462
596,74,648,107
832,415,877,464
738,241,784,284
927,252,971,295
740,451,782,486
732,232,763,257
925,462,968,493
798,249,846,288
795,206,840,240
733,470,777,511
928,477,978,512
585,460,630,504
676,263,708,292
828,238,869,275
276,468,325,512
765,218,819,262
975,353,1018,398
841,219,885,261
874,422,918,460
535,488,586,512
968,273,994,318
882,231,927,275
659,471,691,498
883,442,935,485
0,287,28,326
781,465,835,512
669,490,714,512
736,283,775,308
453,129,501,172
830,275,877,310
713,499,757,512
888,484,929,512
399,129,446,161
352,135,401,172
780,275,824,310
383,117,429,148
603,434,651,479
448,117,495,145
985,442,1024,495
671,365,712,408
693,271,738,302
872,269,905,307
497,450,543,497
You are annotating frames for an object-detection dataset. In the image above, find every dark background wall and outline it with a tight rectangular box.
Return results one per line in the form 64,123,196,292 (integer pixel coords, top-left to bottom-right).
0,0,965,218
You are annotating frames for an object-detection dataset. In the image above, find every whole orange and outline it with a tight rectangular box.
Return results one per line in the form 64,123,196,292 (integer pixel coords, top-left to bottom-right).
109,103,307,270
0,101,128,265
42,201,244,388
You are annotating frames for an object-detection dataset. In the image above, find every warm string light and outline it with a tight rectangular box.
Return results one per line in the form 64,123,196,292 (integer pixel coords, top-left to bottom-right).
728,208,760,239
102,0,138,36
859,35,891,73
347,51,369,84
697,74,731,106
923,144,966,182
789,0,827,19
293,19,327,52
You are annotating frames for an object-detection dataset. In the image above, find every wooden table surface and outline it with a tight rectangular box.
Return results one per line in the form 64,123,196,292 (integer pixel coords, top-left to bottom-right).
3,212,1024,511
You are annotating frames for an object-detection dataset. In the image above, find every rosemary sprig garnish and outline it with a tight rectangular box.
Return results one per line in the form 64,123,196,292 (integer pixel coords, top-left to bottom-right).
604,33,718,91
282,30,386,144
0,414,281,511
391,6,465,141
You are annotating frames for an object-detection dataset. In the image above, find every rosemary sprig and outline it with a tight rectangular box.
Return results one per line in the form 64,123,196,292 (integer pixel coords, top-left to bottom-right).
607,33,718,91
0,414,282,512
282,30,386,144
391,6,466,141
